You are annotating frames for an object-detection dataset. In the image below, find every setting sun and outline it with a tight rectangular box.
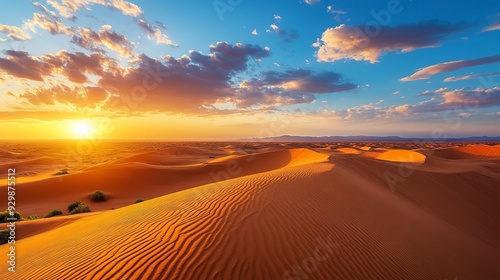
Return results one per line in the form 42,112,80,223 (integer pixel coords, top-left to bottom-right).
71,120,94,138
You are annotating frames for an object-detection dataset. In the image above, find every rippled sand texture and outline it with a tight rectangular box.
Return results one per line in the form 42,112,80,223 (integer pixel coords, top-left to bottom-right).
1,142,499,279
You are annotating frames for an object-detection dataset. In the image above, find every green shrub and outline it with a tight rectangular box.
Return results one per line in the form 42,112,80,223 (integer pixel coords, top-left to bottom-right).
26,215,41,220
45,210,63,218
68,201,83,212
135,199,144,203
69,203,91,214
90,190,107,202
0,209,23,223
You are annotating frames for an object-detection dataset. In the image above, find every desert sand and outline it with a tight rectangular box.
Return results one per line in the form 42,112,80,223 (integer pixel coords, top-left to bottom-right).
1,141,500,279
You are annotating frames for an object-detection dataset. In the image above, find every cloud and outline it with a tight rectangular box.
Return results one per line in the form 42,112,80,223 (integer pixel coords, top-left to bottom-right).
268,24,298,43
18,84,109,109
314,21,467,63
137,19,176,46
274,15,281,21
0,50,117,83
406,87,500,114
416,90,437,97
444,72,500,82
401,55,500,81
327,6,346,14
108,0,142,17
98,42,271,113
251,29,258,35
25,13,74,36
0,51,50,81
483,22,500,32
72,26,135,57
482,14,500,32
0,24,31,41
233,69,356,108
44,1,174,47
259,69,356,93
318,87,500,121
3,43,358,115
33,2,59,18
305,0,320,4
46,0,142,19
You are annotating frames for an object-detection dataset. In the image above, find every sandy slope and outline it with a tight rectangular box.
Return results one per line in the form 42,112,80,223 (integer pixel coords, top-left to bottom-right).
0,148,322,216
1,146,500,279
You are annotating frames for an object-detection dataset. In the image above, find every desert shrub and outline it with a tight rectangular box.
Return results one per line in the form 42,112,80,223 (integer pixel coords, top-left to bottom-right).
55,168,68,175
0,209,23,223
45,210,63,218
0,230,9,245
68,201,83,212
26,215,41,220
135,199,144,203
69,203,91,214
90,190,108,202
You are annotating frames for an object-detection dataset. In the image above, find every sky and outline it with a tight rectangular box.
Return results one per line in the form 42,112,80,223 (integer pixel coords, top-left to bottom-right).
0,0,499,140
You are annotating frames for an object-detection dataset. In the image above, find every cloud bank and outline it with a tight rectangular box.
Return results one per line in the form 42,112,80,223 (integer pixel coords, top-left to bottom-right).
314,21,467,63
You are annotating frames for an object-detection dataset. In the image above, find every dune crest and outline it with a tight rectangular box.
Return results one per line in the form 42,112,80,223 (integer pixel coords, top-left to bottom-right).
376,149,426,163
453,144,500,157
336,148,361,154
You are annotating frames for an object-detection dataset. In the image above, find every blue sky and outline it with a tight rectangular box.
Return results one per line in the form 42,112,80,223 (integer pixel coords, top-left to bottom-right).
0,0,499,139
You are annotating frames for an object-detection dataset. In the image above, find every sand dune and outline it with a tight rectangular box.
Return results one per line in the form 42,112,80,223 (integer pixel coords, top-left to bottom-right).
0,148,328,216
336,147,361,154
375,149,426,163
453,144,500,157
432,144,500,159
1,143,499,279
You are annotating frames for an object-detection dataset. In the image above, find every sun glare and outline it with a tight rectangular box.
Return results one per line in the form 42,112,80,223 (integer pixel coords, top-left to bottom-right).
72,120,94,138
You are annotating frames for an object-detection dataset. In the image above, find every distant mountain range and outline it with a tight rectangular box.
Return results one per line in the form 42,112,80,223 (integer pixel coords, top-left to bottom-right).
246,135,500,142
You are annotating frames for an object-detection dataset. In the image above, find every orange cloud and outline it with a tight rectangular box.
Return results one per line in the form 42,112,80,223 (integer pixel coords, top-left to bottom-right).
72,26,135,57
19,84,110,109
0,50,118,83
2,43,359,115
46,0,142,19
25,12,74,35
0,24,30,41
137,19,176,46
315,21,467,63
233,69,356,108
99,42,270,113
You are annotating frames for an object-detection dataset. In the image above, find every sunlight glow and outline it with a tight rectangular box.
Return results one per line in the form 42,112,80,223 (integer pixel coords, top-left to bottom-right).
72,120,94,138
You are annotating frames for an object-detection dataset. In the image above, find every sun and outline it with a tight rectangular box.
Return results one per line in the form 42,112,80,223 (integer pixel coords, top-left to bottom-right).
71,120,94,138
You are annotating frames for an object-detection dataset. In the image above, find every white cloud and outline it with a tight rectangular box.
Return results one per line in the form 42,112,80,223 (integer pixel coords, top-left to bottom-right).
251,29,258,35
305,0,320,4
327,6,346,14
